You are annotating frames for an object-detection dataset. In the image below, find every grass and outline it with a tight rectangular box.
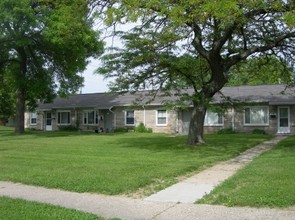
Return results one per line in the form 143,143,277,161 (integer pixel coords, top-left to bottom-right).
0,126,271,196
0,196,102,220
198,135,295,208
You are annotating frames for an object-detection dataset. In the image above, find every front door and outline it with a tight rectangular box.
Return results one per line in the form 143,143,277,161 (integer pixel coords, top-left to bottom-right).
104,111,113,133
181,109,192,135
45,112,52,131
278,107,290,134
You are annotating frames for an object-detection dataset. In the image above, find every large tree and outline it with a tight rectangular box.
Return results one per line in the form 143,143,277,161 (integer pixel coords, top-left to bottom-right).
96,0,295,145
0,0,104,134
0,69,15,123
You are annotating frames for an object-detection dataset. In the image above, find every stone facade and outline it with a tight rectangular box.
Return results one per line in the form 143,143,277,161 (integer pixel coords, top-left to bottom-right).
112,106,178,133
25,104,295,135
23,85,295,135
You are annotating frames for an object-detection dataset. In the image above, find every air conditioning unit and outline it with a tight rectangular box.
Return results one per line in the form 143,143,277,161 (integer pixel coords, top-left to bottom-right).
269,113,276,119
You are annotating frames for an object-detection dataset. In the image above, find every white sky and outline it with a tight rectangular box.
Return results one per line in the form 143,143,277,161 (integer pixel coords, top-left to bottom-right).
81,22,135,94
80,58,111,94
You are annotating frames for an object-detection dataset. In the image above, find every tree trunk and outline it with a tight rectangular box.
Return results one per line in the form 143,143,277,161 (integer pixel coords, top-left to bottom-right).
15,48,27,134
187,103,207,145
15,88,25,134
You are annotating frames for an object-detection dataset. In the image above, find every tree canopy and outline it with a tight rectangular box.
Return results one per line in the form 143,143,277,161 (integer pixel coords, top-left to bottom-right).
227,56,294,86
96,1,295,145
0,0,104,133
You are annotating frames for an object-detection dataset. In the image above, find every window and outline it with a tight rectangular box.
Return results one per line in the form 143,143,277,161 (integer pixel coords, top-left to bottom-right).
244,106,269,125
157,110,167,126
83,110,98,125
205,111,223,126
125,110,135,125
57,111,71,125
30,112,37,125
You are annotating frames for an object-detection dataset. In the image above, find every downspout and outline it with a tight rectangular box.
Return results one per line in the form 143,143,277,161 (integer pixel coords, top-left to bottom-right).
74,108,78,130
109,106,116,130
142,105,146,126
39,112,43,131
43,112,46,131
176,108,179,134
232,108,235,131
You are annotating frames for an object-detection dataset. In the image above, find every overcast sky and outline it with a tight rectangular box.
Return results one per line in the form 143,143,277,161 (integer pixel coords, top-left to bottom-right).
80,22,135,94
81,58,111,94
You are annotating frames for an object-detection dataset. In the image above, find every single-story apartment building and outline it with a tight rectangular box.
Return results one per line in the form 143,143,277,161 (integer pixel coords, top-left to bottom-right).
25,84,295,134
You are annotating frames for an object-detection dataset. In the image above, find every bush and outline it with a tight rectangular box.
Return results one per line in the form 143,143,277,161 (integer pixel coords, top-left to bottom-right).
217,128,237,134
134,123,153,133
25,128,37,132
58,125,78,131
252,129,266,135
113,127,128,133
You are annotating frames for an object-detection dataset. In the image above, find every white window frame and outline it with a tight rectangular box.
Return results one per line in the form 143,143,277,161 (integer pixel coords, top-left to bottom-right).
156,110,168,126
83,110,98,125
57,111,71,125
30,112,37,125
244,106,269,126
204,110,224,126
125,110,135,126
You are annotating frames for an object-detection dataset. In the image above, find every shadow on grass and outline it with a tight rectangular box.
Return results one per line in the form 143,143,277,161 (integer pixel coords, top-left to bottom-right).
113,133,272,157
0,126,271,158
0,127,18,141
274,136,295,150
0,127,96,139
102,133,188,152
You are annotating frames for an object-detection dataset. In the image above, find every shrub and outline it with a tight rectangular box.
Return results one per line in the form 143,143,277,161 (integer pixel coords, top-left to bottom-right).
114,127,128,133
134,123,153,133
217,128,237,134
25,128,37,132
58,125,78,131
252,129,266,135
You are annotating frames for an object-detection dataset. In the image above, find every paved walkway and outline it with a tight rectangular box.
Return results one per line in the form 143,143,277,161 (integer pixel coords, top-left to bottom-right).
145,135,287,203
1,135,294,220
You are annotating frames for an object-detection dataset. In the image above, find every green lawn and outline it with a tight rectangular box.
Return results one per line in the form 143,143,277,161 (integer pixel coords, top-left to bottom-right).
0,196,102,220
0,126,270,196
198,135,295,208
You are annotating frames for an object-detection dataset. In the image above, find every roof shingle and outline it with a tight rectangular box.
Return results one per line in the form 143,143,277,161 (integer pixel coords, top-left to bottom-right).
37,84,295,110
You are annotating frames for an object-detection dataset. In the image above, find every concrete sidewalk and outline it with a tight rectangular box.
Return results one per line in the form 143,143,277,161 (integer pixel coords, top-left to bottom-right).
1,135,294,220
145,135,287,203
1,181,294,220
